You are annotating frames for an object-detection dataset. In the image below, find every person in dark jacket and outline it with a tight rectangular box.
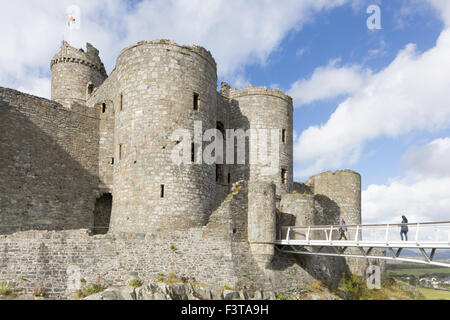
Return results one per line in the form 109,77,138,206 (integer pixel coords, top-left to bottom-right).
400,215,409,241
338,218,348,240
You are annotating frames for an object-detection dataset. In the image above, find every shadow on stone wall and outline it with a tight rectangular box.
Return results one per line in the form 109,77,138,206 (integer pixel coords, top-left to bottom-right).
211,98,250,218
313,194,341,225
0,99,100,235
272,194,352,288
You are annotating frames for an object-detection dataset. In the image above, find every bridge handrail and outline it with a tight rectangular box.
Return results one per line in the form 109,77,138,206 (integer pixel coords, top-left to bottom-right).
279,221,450,230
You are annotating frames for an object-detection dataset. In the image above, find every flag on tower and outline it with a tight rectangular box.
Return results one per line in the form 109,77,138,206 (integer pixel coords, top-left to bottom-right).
66,5,81,30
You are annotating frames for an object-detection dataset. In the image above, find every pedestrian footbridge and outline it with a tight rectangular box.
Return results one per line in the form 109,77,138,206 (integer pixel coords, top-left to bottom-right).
275,222,450,267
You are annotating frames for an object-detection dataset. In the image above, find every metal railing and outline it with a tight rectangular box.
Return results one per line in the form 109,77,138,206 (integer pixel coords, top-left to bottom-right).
276,221,450,267
278,221,450,248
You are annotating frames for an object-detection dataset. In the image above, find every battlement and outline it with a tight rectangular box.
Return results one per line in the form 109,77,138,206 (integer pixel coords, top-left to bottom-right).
116,39,217,72
227,83,293,103
50,41,107,77
307,169,361,182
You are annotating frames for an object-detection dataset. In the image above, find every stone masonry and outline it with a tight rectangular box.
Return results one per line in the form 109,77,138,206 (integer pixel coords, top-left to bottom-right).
0,40,384,298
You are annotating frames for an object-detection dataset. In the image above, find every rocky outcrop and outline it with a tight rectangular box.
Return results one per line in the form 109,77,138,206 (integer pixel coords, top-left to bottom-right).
81,282,341,301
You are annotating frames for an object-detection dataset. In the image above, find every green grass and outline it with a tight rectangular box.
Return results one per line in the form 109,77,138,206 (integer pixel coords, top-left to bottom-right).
388,268,450,277
129,279,143,288
75,283,105,299
419,288,450,300
0,282,15,297
387,263,450,277
338,273,423,300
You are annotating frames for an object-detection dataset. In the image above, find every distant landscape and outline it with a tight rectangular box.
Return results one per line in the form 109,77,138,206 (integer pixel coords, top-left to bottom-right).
386,261,450,300
392,249,450,261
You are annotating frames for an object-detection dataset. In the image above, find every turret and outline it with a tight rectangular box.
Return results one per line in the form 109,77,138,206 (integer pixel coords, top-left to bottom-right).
229,85,294,196
108,40,218,234
51,41,107,106
306,170,362,226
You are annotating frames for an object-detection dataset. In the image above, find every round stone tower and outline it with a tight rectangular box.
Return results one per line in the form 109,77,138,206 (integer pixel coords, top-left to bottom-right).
307,170,362,226
229,86,293,195
307,170,365,275
109,40,218,234
51,41,107,106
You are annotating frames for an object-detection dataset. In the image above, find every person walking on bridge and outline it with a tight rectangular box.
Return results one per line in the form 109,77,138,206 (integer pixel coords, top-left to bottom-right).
400,215,409,241
338,218,348,240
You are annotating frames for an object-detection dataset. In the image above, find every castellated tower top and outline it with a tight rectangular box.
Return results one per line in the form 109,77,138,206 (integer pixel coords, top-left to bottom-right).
116,39,217,72
51,41,107,77
50,41,107,105
221,82,293,103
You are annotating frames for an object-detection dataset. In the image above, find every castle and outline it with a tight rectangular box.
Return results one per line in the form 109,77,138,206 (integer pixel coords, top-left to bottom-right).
0,40,381,298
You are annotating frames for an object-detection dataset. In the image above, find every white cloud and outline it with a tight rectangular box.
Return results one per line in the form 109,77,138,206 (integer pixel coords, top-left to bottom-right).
288,59,370,107
0,0,352,99
294,27,450,178
403,138,450,179
362,176,450,224
363,138,450,224
427,0,450,26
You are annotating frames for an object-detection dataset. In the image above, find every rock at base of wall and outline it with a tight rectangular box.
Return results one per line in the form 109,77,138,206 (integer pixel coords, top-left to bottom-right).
79,282,341,301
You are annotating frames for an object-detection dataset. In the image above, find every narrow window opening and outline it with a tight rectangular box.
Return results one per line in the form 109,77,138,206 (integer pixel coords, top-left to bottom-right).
102,103,107,113
119,144,122,161
228,173,231,185
120,94,123,112
216,164,224,183
93,193,112,235
191,143,195,163
193,93,200,111
66,48,70,55
282,129,287,144
87,83,94,95
281,169,288,185
111,158,115,165
160,185,165,198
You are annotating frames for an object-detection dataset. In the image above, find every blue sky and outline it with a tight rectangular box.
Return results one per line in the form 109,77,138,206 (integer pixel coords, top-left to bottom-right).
1,0,450,224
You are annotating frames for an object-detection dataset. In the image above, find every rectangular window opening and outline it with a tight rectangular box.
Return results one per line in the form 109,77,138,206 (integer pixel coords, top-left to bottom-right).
120,94,123,112
119,144,122,161
111,157,115,165
160,185,165,198
228,173,231,185
193,93,200,111
282,129,287,144
102,103,107,113
191,143,195,163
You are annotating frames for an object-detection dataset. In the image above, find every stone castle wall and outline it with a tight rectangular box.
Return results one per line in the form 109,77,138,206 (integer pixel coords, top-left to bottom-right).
86,73,118,192
0,182,354,299
0,87,101,235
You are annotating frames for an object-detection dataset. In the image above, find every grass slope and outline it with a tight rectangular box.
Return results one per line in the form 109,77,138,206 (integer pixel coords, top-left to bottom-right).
419,288,450,300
